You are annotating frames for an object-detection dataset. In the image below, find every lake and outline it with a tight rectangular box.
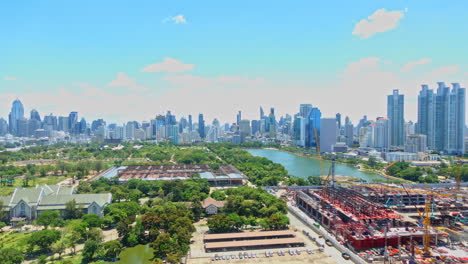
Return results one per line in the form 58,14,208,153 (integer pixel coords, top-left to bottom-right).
246,148,384,182
108,244,154,264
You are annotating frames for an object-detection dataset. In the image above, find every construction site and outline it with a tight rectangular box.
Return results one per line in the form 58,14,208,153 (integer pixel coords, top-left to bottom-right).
285,157,468,263
283,128,468,263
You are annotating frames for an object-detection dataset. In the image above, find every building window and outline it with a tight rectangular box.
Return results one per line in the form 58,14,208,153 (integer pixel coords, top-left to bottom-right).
92,206,98,215
20,203,26,217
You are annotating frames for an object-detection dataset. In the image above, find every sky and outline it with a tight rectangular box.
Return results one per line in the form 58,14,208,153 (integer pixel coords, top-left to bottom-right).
1,0,467,125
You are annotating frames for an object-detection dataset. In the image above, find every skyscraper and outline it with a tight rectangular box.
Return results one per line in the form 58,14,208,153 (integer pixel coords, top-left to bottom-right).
344,117,354,147
374,117,391,151
320,118,338,153
260,106,265,120
30,109,41,122
417,82,466,154
299,104,313,118
188,114,193,132
8,99,25,135
387,89,405,146
306,107,321,149
417,85,435,149
236,111,242,126
198,114,205,138
336,113,342,129
68,111,78,134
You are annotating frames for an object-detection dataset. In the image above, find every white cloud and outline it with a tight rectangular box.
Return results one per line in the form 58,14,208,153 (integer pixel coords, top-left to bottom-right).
353,8,404,39
4,77,17,81
401,58,432,72
424,65,459,80
163,14,187,24
108,72,148,92
163,74,266,90
142,58,195,73
343,57,381,74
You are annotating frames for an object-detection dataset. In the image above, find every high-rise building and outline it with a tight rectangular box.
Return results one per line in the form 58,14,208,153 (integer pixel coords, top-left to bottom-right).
43,114,58,131
306,107,321,149
239,119,251,136
187,114,192,132
344,117,354,147
374,117,391,151
268,108,276,138
299,104,313,118
418,82,466,154
8,99,24,136
387,89,405,146
198,114,205,138
68,112,78,134
251,120,260,135
336,113,342,129
30,109,41,122
293,115,306,147
320,118,338,153
405,134,427,153
91,119,106,132
58,116,69,132
260,106,265,120
417,85,436,149
236,111,242,126
0,118,8,136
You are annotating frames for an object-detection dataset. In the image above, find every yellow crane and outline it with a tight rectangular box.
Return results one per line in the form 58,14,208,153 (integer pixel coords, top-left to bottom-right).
337,181,465,255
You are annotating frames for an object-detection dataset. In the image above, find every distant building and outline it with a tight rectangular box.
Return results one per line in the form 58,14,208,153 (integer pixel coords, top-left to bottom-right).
202,197,225,215
344,117,354,147
8,99,24,136
405,134,427,153
374,117,391,151
319,118,338,153
387,89,405,146
0,185,112,221
198,114,206,139
385,152,419,162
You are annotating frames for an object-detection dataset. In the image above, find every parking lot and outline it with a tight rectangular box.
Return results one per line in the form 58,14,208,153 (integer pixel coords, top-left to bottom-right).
187,220,338,264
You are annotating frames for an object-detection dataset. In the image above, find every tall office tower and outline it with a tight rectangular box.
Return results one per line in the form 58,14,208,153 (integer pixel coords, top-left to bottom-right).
236,111,242,125
239,120,251,136
417,85,436,149
43,114,58,131
17,118,29,137
320,118,338,153
260,106,265,120
251,120,260,135
0,118,8,136
434,82,466,154
268,108,276,138
125,121,136,140
78,118,87,134
387,89,405,146
299,104,313,118
405,134,428,153
374,117,391,151
344,117,354,147
293,115,306,147
165,111,176,125
336,113,342,129
198,114,205,138
188,115,193,132
405,121,415,141
30,109,41,122
179,117,188,133
28,118,41,136
306,107,321,149
8,99,24,136
91,119,106,132
167,125,179,144
68,111,78,134
58,116,69,131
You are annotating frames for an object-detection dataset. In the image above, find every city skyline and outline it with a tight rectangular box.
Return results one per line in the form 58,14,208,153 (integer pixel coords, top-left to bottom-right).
1,1,467,124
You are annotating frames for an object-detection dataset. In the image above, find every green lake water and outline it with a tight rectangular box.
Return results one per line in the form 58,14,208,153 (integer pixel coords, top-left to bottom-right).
246,148,384,182
108,244,154,264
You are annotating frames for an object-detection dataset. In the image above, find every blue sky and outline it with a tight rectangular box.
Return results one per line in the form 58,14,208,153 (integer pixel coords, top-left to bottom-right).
1,0,467,124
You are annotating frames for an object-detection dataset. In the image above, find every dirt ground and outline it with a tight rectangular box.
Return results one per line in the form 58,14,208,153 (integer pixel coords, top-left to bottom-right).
187,219,338,264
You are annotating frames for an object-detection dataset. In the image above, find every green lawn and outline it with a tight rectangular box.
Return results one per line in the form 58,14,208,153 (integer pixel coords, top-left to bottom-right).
0,175,67,196
0,231,32,252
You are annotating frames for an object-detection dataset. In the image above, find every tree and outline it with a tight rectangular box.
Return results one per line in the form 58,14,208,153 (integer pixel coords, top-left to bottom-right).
64,199,83,219
82,214,102,228
207,214,235,233
27,229,61,253
36,210,60,229
98,240,122,261
52,239,67,259
0,248,24,264
82,240,99,263
56,161,67,175
151,233,178,260
210,190,226,201
93,160,104,173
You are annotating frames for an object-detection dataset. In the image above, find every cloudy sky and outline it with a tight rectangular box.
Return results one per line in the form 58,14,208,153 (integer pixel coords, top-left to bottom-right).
1,0,467,125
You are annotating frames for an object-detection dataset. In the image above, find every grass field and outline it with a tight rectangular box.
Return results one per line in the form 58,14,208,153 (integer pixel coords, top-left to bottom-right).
0,175,67,196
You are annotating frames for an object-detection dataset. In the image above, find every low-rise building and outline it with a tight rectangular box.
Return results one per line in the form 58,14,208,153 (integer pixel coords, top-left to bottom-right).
202,197,225,215
0,184,111,222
